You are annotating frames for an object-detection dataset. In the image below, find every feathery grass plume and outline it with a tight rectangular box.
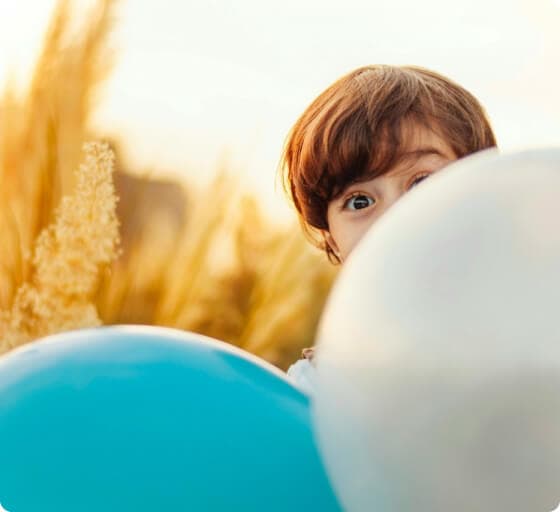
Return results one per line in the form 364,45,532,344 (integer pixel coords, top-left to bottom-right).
0,142,120,352
0,0,116,307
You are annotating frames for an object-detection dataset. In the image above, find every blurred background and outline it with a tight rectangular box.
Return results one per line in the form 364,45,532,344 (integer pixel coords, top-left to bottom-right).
0,0,558,369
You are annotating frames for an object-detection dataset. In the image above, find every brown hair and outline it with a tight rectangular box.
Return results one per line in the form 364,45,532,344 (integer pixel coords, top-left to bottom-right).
280,65,497,263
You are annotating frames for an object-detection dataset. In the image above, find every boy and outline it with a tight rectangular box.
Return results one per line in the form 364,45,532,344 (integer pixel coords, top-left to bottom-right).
281,65,497,391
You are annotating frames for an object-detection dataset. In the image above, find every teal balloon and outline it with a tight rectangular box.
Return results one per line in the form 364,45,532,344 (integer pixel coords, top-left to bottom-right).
0,326,340,512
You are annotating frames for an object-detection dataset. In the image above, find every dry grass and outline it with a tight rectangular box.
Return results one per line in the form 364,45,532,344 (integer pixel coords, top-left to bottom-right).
0,0,336,369
95,168,337,368
0,142,119,351
0,0,115,307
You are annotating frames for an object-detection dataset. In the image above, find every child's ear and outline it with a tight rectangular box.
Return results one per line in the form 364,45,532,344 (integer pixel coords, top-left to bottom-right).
322,231,342,262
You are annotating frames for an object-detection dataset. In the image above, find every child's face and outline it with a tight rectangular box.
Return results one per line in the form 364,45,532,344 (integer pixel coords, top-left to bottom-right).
325,123,457,262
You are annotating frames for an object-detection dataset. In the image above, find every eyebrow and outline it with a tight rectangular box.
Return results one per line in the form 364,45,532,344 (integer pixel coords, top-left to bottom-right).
399,146,449,161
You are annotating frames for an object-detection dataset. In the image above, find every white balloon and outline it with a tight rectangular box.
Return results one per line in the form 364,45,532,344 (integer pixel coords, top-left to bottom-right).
313,148,560,512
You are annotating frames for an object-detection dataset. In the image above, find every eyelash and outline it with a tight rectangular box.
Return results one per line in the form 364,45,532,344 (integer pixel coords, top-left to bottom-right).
407,172,431,189
341,172,433,211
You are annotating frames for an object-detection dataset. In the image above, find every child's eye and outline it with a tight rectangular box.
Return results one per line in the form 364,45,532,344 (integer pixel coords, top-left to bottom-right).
343,194,375,211
408,173,431,190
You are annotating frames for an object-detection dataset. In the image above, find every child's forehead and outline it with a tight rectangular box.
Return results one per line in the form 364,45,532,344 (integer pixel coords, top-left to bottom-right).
351,122,454,182
399,119,454,153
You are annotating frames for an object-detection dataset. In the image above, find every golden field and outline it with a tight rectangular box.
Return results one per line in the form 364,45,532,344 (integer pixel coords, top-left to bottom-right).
0,0,336,370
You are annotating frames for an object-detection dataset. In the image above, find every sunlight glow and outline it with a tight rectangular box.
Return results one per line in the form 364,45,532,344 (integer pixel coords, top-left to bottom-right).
1,0,559,217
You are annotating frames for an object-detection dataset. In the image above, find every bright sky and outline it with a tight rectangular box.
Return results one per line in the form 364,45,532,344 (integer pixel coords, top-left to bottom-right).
1,0,560,218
